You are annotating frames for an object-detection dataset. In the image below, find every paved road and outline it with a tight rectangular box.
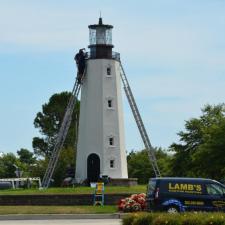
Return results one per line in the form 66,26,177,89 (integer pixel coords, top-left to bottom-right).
0,219,122,225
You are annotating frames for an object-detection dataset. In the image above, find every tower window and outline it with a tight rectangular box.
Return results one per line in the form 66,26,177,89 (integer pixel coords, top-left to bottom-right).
110,160,115,168
107,67,111,76
108,100,112,108
109,137,114,146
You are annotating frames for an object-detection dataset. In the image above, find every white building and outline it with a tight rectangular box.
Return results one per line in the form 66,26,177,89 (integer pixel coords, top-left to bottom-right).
75,18,128,182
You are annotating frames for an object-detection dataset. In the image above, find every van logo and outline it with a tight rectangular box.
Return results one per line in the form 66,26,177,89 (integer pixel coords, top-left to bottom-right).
168,183,202,194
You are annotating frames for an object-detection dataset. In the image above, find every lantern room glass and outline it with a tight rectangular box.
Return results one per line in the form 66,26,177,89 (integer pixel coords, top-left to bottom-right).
89,27,112,45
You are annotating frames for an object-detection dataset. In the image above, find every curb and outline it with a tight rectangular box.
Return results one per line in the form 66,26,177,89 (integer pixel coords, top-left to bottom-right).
0,213,123,221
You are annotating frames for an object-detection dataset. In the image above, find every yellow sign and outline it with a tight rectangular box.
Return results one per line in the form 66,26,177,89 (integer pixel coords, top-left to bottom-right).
168,183,202,194
96,182,104,194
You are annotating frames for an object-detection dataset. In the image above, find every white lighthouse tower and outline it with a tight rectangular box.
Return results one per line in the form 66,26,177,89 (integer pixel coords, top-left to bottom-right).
75,18,128,182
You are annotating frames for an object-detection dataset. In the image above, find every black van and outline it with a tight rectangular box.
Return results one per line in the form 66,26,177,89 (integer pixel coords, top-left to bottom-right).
146,177,225,213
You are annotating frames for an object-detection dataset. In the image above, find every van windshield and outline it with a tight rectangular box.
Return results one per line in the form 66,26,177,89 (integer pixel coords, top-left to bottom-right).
148,180,156,195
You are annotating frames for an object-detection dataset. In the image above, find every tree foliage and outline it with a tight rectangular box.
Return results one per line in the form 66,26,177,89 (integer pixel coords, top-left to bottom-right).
127,148,172,184
1,97,224,186
17,148,35,164
32,92,79,157
0,149,39,180
0,153,17,178
170,104,225,180
53,146,75,186
31,92,79,186
0,148,75,186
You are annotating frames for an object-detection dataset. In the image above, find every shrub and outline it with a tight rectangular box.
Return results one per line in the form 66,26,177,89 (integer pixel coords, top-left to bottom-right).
122,213,225,225
152,214,181,225
203,213,225,225
133,213,154,225
181,213,204,225
123,214,137,225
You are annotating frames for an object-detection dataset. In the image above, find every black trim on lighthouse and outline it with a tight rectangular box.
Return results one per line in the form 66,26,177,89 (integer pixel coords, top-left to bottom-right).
88,18,114,59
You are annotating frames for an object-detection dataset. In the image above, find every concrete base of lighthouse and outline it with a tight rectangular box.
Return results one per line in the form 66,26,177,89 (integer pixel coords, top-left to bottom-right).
108,178,138,186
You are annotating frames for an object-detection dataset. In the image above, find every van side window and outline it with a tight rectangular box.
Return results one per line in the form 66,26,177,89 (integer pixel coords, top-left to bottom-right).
148,180,156,195
206,184,224,195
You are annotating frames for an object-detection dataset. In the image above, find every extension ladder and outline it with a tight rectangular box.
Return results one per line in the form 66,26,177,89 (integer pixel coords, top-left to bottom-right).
41,75,83,188
119,62,161,177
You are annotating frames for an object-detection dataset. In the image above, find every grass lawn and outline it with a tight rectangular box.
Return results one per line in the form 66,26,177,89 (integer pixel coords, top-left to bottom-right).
0,206,117,214
0,185,146,195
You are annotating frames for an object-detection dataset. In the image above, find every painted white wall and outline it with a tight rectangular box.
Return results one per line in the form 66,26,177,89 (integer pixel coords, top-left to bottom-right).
75,58,128,181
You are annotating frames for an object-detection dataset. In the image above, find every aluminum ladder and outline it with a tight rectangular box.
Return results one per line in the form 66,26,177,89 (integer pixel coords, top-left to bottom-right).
119,62,161,177
42,77,82,188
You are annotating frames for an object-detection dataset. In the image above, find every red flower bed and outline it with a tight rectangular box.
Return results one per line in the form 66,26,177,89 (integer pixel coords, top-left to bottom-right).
118,193,146,212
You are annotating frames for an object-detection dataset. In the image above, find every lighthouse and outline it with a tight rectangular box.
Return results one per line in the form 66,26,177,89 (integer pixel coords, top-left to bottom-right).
75,18,128,183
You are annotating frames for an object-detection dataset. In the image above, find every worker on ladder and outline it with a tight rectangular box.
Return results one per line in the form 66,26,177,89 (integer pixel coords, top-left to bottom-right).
74,48,86,84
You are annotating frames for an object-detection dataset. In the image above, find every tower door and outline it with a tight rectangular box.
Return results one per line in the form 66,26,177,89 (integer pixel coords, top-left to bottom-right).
87,153,100,182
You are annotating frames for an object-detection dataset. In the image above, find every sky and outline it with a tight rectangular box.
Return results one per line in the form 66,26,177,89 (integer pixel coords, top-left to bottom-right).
0,0,224,154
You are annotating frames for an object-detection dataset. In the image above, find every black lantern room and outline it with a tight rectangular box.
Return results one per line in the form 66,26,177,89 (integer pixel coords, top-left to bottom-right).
88,18,114,59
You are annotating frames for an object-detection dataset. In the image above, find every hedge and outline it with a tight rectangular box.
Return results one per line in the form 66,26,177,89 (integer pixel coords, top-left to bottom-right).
122,213,225,225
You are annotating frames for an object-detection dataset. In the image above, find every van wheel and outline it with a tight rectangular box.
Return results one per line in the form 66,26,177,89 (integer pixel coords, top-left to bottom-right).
167,206,179,213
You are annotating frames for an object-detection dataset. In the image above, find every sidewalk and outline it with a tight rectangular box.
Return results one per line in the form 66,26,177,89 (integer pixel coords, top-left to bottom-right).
0,213,125,221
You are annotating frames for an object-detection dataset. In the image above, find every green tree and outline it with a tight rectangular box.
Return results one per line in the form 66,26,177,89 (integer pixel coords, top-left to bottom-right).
0,153,17,178
27,147,76,186
170,104,225,180
32,92,79,186
53,146,75,186
127,148,172,184
32,92,79,157
17,148,35,164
